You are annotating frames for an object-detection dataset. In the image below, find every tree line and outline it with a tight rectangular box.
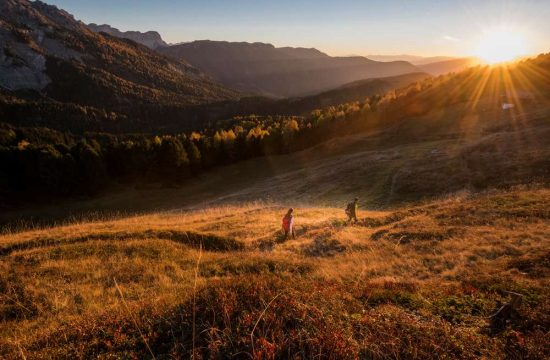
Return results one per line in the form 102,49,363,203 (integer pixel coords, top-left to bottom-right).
0,85,424,205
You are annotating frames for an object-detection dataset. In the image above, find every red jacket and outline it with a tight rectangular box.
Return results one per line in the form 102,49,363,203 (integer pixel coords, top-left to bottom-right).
282,214,293,231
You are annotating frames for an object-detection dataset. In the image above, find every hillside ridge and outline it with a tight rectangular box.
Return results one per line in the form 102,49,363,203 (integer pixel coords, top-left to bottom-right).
160,40,421,97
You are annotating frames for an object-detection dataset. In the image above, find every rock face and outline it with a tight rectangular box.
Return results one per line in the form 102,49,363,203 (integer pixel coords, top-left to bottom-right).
87,23,168,49
0,34,51,91
0,0,93,90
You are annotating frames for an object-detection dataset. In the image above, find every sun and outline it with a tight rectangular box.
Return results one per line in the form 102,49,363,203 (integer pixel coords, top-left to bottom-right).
474,27,528,64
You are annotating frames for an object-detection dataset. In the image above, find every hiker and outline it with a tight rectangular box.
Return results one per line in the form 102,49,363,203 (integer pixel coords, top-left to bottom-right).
282,208,295,239
345,197,359,223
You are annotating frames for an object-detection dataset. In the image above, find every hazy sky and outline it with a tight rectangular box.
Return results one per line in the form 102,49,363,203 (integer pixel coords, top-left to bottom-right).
44,0,550,57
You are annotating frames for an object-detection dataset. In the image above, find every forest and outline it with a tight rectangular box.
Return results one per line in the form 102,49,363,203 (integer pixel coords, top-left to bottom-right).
0,72,441,203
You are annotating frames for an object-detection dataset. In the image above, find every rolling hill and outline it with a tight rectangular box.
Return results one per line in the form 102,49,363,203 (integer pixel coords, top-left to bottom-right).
225,72,432,117
159,40,421,97
275,72,431,114
366,55,480,76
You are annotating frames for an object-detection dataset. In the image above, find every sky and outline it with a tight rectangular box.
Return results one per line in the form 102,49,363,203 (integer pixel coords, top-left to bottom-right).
44,0,550,57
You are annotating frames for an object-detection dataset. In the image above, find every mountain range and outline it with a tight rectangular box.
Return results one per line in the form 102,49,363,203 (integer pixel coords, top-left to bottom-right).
84,24,479,97
0,0,483,134
159,41,421,97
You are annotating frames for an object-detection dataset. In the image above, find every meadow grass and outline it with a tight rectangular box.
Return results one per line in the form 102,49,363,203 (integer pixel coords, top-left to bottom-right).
0,186,548,358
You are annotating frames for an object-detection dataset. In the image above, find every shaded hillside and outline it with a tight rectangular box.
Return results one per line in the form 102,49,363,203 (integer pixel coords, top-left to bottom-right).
272,72,431,114
0,0,238,109
218,72,432,117
2,78,548,225
160,40,421,97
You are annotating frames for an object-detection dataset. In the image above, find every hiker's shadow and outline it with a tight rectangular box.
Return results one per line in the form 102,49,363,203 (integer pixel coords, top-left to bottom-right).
255,231,285,252
276,226,308,243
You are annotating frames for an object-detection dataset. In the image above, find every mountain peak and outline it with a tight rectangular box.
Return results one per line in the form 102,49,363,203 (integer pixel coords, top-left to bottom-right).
87,23,168,49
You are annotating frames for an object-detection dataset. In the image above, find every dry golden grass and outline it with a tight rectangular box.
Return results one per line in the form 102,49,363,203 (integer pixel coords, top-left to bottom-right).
1,187,549,358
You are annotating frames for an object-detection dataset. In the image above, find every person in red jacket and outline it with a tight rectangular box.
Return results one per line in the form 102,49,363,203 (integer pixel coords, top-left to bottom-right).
282,208,295,239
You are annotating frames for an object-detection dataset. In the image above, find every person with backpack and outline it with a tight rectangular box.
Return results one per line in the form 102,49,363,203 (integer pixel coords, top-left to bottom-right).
345,197,359,223
282,208,295,239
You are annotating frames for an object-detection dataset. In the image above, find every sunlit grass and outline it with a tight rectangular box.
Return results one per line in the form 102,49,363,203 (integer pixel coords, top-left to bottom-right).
1,187,549,358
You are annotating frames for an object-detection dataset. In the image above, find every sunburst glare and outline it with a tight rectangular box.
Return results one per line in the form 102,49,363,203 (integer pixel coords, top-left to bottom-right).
474,26,529,64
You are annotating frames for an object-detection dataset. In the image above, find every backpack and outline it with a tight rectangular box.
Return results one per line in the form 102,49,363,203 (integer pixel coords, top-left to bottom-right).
345,202,354,215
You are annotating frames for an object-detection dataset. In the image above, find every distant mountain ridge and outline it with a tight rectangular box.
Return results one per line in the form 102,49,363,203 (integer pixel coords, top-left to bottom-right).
81,22,476,96
266,72,431,115
367,55,480,75
159,40,422,97
366,55,456,65
418,57,480,76
87,23,168,49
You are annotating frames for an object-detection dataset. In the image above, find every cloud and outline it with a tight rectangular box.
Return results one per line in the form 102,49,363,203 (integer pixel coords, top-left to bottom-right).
443,35,461,42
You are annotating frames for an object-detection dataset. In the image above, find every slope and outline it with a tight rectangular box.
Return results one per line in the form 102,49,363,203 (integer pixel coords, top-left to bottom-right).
271,72,431,114
1,186,548,358
0,0,239,109
2,91,548,227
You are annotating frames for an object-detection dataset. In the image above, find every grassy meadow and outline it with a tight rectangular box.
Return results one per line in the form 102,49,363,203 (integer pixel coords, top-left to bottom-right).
3,98,548,229
1,186,548,358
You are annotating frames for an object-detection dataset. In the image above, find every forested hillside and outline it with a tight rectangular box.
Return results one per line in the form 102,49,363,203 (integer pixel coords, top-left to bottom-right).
0,0,239,130
2,54,549,211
